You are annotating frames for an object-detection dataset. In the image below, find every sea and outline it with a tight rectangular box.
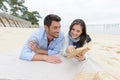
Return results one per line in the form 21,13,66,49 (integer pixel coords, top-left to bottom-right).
61,24,120,35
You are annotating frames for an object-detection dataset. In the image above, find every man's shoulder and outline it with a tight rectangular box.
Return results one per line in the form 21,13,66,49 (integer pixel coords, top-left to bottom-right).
29,27,45,39
38,27,45,32
33,27,45,34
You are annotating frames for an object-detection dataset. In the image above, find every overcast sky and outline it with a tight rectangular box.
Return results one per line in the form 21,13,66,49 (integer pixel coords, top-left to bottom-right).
24,0,120,26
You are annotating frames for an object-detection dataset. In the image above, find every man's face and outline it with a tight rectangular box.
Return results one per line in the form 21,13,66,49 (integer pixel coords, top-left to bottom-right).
46,21,61,38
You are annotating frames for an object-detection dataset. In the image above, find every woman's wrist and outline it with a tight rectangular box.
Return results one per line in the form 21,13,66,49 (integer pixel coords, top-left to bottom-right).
78,56,86,61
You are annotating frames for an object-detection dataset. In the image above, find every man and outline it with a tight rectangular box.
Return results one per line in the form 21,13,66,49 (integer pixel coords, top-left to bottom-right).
19,14,64,64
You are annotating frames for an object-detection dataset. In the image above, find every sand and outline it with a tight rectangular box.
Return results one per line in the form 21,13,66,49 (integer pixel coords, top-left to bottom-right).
0,27,120,80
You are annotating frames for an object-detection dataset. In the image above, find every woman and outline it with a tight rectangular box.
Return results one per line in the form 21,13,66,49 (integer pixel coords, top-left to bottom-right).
61,19,104,73
61,19,118,80
62,19,91,61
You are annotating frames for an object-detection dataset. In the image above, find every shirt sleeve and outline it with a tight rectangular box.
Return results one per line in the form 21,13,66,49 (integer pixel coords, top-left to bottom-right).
19,29,40,61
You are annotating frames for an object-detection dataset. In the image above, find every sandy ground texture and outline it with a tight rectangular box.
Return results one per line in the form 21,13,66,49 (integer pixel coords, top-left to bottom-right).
0,27,120,80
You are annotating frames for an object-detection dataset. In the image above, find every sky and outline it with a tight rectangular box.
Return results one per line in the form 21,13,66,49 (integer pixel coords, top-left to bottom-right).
24,0,120,26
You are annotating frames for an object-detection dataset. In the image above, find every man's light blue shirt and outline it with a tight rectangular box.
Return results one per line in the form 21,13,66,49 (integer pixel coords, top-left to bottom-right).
19,27,64,61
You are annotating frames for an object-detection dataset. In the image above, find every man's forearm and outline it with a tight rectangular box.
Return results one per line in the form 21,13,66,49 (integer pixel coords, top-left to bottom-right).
32,54,46,61
29,40,48,55
32,54,62,64
34,48,48,55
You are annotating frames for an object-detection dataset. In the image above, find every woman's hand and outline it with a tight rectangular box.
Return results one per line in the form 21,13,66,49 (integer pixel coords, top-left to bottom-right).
66,45,76,54
75,52,86,61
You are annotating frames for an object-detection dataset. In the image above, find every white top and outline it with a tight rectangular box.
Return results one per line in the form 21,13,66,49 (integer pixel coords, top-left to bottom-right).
60,33,88,61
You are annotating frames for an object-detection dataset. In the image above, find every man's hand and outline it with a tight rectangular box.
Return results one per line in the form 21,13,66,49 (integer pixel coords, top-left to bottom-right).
43,55,62,64
29,40,40,53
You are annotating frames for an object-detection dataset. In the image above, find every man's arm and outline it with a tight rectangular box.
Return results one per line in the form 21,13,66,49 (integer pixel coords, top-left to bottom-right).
32,54,62,64
20,29,42,61
29,40,48,55
29,37,64,56
28,40,62,63
20,40,62,63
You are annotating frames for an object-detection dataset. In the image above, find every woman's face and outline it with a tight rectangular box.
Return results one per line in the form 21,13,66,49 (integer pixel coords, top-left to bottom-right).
70,24,82,39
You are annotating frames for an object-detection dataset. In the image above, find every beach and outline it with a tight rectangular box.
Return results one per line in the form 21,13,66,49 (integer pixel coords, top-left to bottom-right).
0,27,120,80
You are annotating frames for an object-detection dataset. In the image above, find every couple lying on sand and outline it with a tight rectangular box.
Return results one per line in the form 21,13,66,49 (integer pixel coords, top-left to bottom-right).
19,14,119,80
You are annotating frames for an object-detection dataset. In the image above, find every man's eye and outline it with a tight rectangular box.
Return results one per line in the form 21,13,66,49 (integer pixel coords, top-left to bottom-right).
54,27,57,29
54,27,60,29
77,30,80,32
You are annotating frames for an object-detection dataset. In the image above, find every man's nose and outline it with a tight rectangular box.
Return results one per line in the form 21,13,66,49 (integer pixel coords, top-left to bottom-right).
56,28,60,32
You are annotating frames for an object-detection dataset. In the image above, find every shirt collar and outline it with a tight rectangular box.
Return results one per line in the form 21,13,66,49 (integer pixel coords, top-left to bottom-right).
43,31,57,41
